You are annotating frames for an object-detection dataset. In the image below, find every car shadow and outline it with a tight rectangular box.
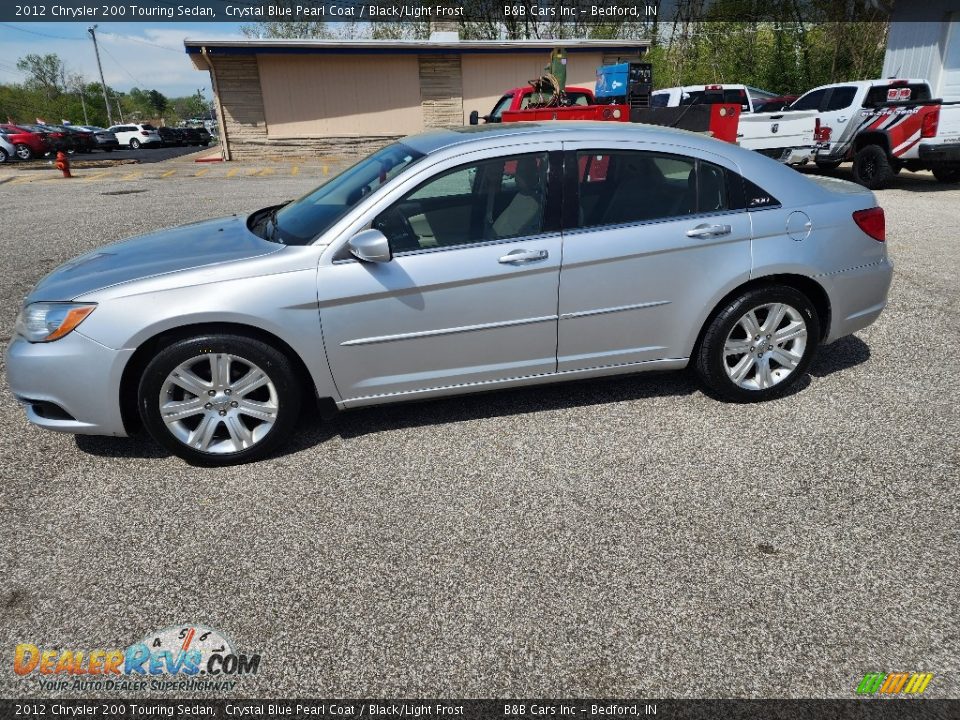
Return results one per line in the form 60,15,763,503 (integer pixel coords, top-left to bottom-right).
796,165,955,193
75,370,699,462
809,334,871,377
75,339,870,463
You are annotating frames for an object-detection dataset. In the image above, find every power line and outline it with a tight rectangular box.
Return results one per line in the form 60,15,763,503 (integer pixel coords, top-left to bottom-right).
0,23,83,41
98,41,145,87
100,32,183,54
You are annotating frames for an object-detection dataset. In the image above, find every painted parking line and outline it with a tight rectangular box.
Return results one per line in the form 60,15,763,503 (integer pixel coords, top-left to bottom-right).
226,168,240,178
84,172,111,182
258,167,275,176
121,170,143,180
322,165,329,176
160,169,177,178
194,167,210,177
291,166,299,176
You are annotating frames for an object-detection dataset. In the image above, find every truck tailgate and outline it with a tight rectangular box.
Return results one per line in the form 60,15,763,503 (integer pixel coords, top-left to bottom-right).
737,110,817,150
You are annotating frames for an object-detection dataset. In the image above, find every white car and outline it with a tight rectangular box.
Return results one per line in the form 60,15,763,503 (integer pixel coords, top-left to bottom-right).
107,123,162,149
0,130,15,163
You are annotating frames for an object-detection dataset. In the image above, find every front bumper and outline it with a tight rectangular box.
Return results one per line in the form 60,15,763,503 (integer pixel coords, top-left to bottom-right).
5,331,133,436
918,142,960,166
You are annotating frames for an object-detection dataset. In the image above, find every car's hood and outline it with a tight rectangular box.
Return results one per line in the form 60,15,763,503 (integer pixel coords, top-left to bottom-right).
27,215,283,302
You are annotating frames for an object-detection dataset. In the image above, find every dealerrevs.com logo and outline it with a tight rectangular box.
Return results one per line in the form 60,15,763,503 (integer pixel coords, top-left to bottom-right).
14,624,261,692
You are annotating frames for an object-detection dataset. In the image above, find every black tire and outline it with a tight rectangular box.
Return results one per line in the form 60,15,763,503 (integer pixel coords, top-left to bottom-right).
138,334,303,465
852,144,894,189
0,148,7,163
104,148,113,152
14,144,33,161
932,167,960,183
129,138,141,150
694,285,820,403
815,159,842,171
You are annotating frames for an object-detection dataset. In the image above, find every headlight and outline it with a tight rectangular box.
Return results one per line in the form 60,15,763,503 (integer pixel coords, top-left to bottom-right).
15,302,96,343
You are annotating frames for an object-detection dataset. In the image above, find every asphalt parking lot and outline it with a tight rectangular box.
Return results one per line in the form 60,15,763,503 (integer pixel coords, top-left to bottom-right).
0,160,957,699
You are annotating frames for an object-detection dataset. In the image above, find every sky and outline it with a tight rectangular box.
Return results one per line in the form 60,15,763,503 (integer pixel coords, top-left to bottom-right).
0,22,248,98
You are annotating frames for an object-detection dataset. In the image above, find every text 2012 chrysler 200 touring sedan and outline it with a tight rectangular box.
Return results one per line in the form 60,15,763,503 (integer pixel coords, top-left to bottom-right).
6,123,892,465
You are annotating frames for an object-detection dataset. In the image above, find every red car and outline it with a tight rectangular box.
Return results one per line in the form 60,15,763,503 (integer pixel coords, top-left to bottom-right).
0,124,52,160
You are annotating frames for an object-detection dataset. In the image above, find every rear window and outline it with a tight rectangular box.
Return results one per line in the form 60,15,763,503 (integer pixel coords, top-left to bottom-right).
680,88,749,109
141,124,156,130
863,83,932,106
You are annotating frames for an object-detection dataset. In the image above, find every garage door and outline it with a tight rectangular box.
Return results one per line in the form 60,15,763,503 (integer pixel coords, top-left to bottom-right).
940,14,960,101
258,55,423,137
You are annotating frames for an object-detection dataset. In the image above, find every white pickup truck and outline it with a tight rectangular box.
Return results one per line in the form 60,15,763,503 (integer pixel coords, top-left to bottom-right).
651,84,819,164
789,78,960,188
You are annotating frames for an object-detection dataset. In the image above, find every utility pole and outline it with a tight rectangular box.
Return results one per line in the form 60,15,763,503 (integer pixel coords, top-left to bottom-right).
79,86,89,125
115,97,124,123
88,25,112,126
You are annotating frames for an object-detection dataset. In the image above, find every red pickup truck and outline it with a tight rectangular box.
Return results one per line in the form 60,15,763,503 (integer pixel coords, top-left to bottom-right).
470,85,741,144
469,85,596,125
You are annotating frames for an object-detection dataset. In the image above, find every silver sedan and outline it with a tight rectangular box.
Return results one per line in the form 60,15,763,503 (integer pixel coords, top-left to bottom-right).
6,122,893,465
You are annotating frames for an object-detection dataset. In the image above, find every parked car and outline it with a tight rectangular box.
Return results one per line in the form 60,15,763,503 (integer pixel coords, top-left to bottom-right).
22,124,78,155
74,126,120,152
789,78,960,186
651,84,782,113
0,130,15,163
59,126,96,154
0,124,51,160
108,123,162,149
157,126,182,147
194,126,212,146
6,122,892,465
180,127,203,146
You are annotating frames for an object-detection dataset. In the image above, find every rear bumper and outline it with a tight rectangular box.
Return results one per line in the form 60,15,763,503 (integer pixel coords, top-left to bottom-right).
918,142,960,166
5,331,132,436
820,257,894,344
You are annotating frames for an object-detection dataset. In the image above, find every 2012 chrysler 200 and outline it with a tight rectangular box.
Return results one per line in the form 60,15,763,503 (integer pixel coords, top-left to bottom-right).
6,123,893,465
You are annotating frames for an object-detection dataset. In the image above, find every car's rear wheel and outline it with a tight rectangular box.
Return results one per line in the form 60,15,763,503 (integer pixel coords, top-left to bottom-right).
14,144,33,161
129,138,141,149
852,144,894,189
138,335,302,465
695,286,820,402
932,167,960,183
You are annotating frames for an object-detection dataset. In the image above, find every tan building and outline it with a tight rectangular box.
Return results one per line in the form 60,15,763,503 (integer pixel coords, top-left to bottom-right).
185,37,649,160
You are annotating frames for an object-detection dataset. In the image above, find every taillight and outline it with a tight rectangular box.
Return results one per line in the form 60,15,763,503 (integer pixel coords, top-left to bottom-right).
921,109,939,138
814,118,832,143
853,207,885,242
141,131,150,136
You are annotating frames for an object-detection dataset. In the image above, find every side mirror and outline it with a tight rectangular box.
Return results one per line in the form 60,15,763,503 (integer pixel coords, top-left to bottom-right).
348,228,392,264
469,110,480,126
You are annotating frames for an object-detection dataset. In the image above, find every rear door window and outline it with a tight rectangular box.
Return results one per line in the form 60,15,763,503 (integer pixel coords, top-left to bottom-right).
824,86,857,111
790,89,827,111
863,83,932,106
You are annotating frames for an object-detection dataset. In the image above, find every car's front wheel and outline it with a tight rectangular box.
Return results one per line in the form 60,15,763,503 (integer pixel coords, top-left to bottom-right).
0,147,8,163
138,335,302,465
695,286,820,402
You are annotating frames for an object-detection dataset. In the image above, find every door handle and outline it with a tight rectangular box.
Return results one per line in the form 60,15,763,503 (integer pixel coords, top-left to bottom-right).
686,224,732,238
498,248,549,264
838,116,847,123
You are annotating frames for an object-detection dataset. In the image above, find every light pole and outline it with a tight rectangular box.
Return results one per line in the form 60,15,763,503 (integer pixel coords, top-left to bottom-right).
88,25,113,126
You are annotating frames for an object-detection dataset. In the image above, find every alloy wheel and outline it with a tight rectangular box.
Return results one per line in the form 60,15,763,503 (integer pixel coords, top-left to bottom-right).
722,303,808,390
159,353,279,454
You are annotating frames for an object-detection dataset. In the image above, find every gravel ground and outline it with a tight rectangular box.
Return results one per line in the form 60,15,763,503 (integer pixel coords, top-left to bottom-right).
0,163,957,699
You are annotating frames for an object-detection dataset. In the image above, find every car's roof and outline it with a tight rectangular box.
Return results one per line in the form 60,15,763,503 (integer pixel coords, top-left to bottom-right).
403,121,738,156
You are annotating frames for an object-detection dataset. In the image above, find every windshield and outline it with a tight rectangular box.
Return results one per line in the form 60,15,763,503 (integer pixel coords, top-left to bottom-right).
269,142,425,245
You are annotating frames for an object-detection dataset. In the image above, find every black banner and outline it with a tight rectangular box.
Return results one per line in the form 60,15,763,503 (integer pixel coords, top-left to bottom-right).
1,700,959,720
0,1,910,25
